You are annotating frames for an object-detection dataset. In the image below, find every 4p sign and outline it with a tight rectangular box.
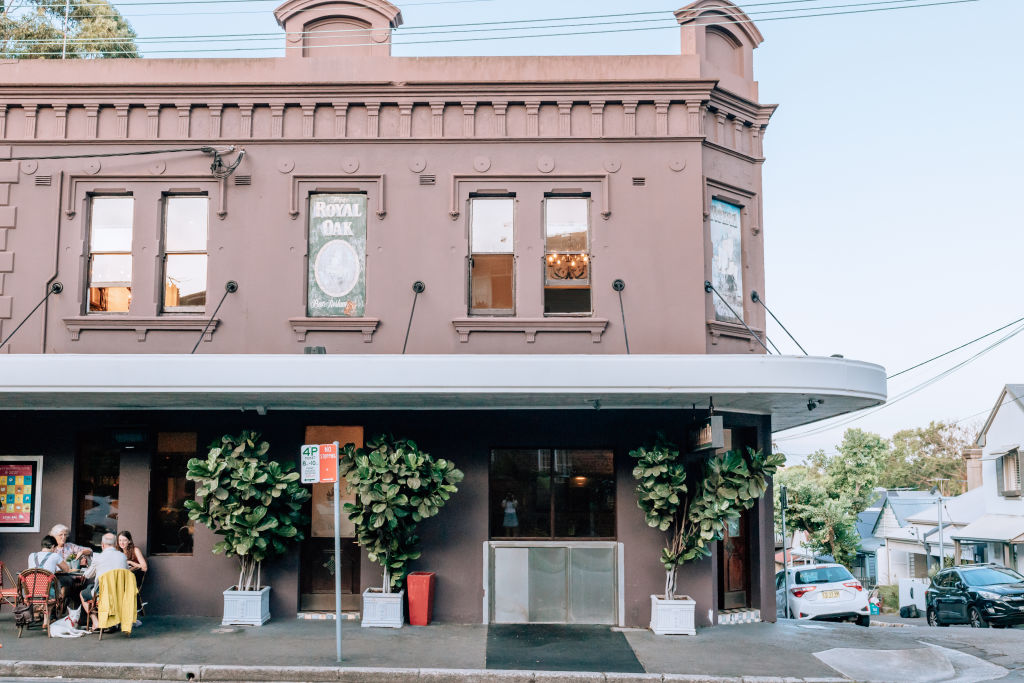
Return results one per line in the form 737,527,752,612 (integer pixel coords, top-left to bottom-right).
300,442,339,484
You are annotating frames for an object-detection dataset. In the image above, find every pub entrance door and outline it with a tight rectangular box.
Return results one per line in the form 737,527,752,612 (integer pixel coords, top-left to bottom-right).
719,507,752,610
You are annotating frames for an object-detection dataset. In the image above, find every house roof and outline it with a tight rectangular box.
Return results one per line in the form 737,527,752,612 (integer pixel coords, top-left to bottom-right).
976,384,1024,448
883,490,941,527
952,515,1024,544
905,487,986,526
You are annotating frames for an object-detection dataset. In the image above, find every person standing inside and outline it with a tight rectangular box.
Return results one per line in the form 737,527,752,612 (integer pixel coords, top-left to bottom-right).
501,492,519,537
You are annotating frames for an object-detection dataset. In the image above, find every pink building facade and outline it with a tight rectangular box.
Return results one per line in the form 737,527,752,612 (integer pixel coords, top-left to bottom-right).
0,0,885,628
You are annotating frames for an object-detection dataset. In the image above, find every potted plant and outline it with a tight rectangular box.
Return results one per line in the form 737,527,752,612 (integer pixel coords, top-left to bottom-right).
339,434,463,628
186,430,311,626
630,435,783,635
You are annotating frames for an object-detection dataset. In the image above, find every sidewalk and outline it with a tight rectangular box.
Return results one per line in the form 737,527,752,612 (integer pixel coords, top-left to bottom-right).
1,612,1022,682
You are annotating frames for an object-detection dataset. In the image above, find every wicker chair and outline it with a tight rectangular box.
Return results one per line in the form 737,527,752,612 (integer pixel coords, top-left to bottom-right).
16,568,59,638
0,561,19,612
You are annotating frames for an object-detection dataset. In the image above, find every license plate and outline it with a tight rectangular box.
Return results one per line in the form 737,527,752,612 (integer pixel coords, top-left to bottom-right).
821,590,840,599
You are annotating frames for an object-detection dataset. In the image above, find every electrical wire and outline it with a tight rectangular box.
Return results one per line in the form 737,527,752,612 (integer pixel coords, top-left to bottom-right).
774,320,1024,441
8,146,232,161
5,0,947,45
3,0,981,55
886,313,1024,379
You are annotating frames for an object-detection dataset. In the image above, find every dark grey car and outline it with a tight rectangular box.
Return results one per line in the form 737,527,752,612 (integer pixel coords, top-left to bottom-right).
926,565,1024,628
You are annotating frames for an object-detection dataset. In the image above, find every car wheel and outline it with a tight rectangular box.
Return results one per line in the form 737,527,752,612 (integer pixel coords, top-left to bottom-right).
969,607,989,628
927,608,947,627
856,615,870,627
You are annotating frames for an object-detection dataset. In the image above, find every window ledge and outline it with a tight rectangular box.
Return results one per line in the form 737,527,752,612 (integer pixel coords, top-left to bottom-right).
706,320,766,352
289,317,380,343
452,317,608,343
64,316,219,342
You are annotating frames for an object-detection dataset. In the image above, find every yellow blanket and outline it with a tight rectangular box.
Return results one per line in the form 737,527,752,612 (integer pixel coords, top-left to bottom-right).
97,569,138,634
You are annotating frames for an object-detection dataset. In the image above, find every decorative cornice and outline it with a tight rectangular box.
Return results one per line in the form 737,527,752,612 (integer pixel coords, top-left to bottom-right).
452,317,608,343
289,173,386,219
289,317,380,343
449,173,611,220
64,316,220,342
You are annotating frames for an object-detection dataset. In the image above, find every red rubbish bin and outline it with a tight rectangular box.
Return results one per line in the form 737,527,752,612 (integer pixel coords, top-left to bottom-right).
407,571,435,626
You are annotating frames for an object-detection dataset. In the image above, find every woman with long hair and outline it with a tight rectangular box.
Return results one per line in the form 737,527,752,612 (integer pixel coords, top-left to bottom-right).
116,530,148,573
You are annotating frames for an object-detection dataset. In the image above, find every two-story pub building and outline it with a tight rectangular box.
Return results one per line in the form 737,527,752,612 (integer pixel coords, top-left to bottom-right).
0,0,885,628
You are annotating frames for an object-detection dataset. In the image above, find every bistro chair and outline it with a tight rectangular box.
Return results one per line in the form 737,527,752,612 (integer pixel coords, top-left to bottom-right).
87,568,138,640
135,570,147,616
0,561,19,612
16,568,59,638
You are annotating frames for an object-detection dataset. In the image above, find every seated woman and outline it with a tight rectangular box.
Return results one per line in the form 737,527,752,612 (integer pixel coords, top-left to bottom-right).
49,524,93,566
117,531,148,573
27,535,70,574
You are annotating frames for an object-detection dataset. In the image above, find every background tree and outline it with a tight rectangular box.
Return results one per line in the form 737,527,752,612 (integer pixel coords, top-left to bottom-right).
1,0,138,58
806,428,887,511
773,465,860,567
877,421,972,495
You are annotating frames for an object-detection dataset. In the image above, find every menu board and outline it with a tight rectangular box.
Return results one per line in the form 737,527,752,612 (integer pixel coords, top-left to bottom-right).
0,456,42,532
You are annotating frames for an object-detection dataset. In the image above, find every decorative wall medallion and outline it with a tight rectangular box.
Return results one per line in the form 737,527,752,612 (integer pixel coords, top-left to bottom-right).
473,156,491,173
604,159,621,173
537,156,555,173
150,160,166,175
669,159,686,172
278,159,295,174
84,160,101,175
408,156,426,173
20,160,38,175
342,158,360,174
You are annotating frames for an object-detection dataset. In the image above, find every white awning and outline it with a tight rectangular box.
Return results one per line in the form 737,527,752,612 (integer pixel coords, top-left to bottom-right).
0,354,885,431
952,515,1024,544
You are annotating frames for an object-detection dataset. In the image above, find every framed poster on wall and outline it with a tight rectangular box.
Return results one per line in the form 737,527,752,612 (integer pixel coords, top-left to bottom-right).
0,456,43,533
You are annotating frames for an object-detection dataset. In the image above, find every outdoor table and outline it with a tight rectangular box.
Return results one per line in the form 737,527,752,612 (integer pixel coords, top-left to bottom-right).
55,571,87,611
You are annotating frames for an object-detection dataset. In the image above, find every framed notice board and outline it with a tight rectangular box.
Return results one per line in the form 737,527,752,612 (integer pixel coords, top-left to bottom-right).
0,456,43,532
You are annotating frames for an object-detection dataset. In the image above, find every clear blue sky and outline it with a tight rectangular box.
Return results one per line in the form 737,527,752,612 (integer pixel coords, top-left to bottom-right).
118,0,1024,460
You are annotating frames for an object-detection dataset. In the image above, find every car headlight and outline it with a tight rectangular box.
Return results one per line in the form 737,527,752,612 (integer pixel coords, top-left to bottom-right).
976,590,1001,600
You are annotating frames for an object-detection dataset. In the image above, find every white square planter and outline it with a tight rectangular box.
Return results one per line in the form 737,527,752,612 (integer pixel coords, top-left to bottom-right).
222,585,271,626
361,588,405,628
650,594,696,635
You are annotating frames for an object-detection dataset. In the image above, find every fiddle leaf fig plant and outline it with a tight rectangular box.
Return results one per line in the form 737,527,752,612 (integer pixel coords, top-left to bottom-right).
339,434,464,593
630,434,784,599
185,430,311,591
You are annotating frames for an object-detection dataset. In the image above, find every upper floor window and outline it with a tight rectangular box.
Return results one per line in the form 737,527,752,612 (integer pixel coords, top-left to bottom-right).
543,196,591,315
469,196,515,315
87,196,134,313
996,449,1021,498
709,198,743,322
162,196,209,313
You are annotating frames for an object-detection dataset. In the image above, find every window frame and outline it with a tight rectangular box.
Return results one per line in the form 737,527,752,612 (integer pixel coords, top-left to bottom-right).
85,193,136,315
541,193,593,317
468,194,517,317
148,431,198,556
996,449,1021,498
160,193,210,314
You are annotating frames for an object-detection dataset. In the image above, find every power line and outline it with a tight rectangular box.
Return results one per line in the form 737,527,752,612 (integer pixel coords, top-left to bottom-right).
4,0,980,56
7,0,945,45
775,320,1024,441
887,313,1024,379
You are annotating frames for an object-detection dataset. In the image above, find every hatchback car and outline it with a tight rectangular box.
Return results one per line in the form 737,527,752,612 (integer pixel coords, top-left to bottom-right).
925,564,1024,628
775,563,870,626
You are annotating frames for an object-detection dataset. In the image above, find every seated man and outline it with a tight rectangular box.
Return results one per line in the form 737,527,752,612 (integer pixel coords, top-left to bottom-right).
79,532,128,630
28,535,70,574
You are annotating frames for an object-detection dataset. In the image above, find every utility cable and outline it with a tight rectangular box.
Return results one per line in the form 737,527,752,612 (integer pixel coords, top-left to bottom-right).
5,0,980,56
751,291,808,355
612,279,630,355
775,319,1024,440
402,281,425,355
886,313,1024,379
9,146,233,162
191,280,237,354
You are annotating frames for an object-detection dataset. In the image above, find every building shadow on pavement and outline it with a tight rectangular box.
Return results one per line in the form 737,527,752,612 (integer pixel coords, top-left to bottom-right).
485,624,644,673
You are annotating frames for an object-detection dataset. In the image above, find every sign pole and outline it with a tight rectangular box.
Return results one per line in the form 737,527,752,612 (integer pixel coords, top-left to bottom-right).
333,441,342,663
780,485,791,618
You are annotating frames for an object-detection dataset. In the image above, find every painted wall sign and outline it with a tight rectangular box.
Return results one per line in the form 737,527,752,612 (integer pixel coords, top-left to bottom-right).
0,456,42,532
307,193,367,317
709,199,743,322
687,416,724,453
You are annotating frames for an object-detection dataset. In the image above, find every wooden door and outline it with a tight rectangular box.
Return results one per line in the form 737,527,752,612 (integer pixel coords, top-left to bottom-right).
719,509,751,610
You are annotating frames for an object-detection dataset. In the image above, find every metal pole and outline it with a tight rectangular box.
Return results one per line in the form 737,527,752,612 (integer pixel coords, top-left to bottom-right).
333,441,342,663
61,0,70,59
937,495,944,572
780,485,791,618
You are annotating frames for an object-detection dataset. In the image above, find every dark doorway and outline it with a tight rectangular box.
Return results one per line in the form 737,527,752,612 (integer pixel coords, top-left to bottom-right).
300,537,362,611
75,432,129,549
719,507,751,609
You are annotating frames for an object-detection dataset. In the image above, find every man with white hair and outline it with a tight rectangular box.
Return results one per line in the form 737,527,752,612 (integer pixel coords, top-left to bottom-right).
80,532,128,630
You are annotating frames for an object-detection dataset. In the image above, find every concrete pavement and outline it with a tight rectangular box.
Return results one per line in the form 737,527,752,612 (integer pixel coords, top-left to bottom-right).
1,612,1023,682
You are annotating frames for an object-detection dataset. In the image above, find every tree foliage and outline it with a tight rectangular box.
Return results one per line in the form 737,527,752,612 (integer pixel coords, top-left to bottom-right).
1,0,138,59
339,434,463,593
631,435,784,599
878,421,971,496
185,431,311,591
773,465,860,567
807,428,887,511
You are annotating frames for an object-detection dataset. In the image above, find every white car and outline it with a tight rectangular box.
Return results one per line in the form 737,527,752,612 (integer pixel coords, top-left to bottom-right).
775,563,871,626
